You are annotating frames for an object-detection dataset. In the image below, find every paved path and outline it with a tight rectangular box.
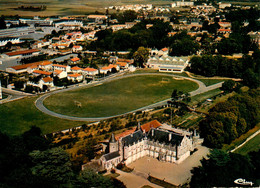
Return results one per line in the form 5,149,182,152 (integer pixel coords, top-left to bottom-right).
35,73,223,121
230,129,260,153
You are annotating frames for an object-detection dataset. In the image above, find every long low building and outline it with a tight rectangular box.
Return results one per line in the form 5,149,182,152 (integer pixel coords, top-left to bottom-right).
146,55,189,73
4,49,40,59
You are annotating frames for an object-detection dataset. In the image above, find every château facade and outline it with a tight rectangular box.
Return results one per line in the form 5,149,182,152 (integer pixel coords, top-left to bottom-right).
99,120,201,170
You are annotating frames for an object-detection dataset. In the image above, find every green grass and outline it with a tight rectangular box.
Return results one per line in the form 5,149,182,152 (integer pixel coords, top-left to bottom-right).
234,133,260,155
190,88,222,106
44,75,198,117
0,96,86,136
197,79,225,87
105,173,120,178
222,124,260,152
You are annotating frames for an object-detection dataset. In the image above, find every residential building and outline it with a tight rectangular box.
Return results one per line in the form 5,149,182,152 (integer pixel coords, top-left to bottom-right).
53,70,67,79
71,66,82,74
72,45,83,52
82,67,99,76
52,64,71,72
70,57,81,64
67,73,83,82
171,1,194,8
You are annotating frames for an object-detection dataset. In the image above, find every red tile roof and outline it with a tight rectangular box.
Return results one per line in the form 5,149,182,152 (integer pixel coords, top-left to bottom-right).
53,64,67,68
116,62,127,67
115,127,136,141
83,67,98,72
54,70,63,74
141,120,162,133
68,73,82,77
33,70,52,76
40,60,52,66
71,57,80,62
71,66,82,70
42,77,53,83
5,49,40,56
10,62,42,71
161,48,168,52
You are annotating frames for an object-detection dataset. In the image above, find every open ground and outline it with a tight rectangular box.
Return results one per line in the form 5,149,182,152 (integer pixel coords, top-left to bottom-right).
44,75,198,118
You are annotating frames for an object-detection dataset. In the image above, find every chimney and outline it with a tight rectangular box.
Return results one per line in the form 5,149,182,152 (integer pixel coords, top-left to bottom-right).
138,121,141,130
152,129,154,137
169,133,172,141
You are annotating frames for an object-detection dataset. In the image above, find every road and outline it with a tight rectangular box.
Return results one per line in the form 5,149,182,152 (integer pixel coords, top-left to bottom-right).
35,73,223,121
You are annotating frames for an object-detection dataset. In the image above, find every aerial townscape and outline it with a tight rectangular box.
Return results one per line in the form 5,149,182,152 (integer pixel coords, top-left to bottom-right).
0,0,259,187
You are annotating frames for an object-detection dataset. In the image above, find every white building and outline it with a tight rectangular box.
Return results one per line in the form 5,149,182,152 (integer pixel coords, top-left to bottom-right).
146,55,189,73
52,64,71,72
53,70,67,79
67,73,83,82
99,120,199,170
82,67,99,76
0,37,20,47
171,1,194,8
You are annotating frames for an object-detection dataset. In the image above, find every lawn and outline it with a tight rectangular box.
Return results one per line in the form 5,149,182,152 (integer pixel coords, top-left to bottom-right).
234,133,260,155
44,75,198,118
197,79,225,87
0,96,86,136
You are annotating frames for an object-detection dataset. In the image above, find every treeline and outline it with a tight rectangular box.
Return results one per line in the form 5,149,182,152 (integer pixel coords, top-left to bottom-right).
190,149,259,187
199,89,259,148
16,5,47,11
0,126,125,188
188,51,260,88
90,19,172,51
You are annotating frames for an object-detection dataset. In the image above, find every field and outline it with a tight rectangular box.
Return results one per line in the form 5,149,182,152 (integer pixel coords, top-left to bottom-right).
0,96,85,136
0,0,174,16
234,133,260,155
44,75,198,118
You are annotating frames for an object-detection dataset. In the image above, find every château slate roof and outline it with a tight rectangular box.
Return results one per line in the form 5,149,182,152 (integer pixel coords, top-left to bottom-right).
121,130,144,146
147,129,184,146
103,151,120,161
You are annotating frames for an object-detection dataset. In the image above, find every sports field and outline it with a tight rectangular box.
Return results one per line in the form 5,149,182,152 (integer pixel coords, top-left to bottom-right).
44,75,198,117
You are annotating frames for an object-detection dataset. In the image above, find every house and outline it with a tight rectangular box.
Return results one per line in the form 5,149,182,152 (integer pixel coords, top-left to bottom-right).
100,64,119,74
67,73,83,82
116,62,129,69
53,70,67,79
82,67,99,76
39,77,54,89
71,66,82,73
38,60,53,71
99,120,200,170
70,57,81,64
72,45,83,52
146,55,189,73
27,65,39,74
32,70,52,77
52,64,71,72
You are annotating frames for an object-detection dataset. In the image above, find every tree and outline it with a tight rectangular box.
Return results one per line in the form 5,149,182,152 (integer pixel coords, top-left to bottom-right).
221,80,236,93
0,16,6,29
5,41,12,49
133,46,150,67
190,150,255,187
30,147,74,184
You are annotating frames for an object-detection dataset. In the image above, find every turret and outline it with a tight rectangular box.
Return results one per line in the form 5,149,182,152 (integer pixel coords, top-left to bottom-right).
109,133,118,153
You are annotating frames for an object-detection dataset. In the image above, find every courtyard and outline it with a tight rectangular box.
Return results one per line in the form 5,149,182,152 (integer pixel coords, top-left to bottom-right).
124,145,210,187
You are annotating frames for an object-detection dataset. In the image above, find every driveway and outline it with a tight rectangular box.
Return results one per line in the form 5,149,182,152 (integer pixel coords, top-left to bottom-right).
35,73,222,121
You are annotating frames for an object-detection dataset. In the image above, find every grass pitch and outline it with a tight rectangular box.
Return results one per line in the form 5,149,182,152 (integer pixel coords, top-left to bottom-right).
44,75,198,118
0,96,85,136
